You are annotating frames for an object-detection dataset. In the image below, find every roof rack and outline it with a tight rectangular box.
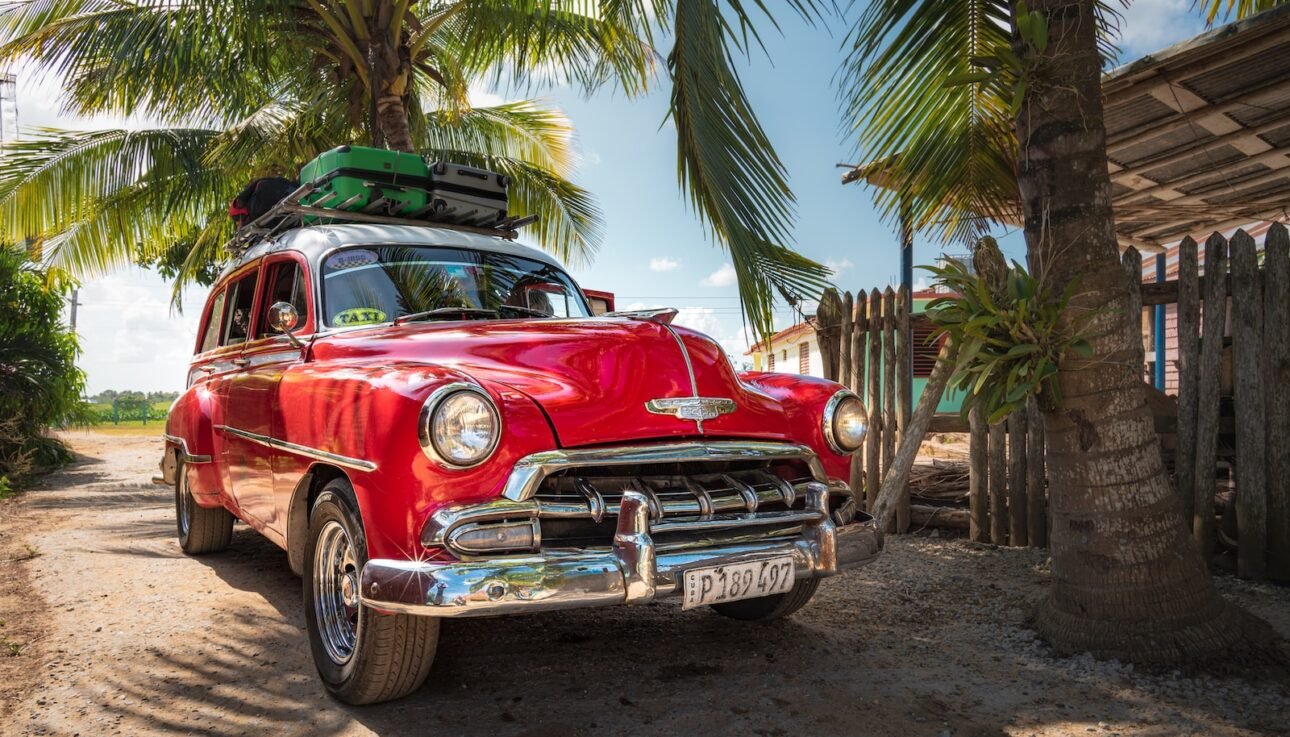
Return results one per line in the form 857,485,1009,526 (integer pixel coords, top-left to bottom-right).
223,181,538,257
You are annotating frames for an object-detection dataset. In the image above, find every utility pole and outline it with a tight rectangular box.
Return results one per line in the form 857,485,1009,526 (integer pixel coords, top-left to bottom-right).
68,289,83,332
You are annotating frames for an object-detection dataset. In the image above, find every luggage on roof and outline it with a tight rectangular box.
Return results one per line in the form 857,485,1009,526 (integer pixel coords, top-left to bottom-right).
230,176,298,228
426,161,510,227
300,145,430,217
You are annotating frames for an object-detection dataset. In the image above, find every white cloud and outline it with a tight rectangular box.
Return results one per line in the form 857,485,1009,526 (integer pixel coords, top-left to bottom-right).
649,257,680,272
466,83,508,109
825,258,854,277
700,263,737,288
1114,0,1205,60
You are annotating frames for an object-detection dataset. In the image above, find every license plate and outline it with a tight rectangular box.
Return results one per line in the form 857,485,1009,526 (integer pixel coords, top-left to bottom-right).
682,556,795,610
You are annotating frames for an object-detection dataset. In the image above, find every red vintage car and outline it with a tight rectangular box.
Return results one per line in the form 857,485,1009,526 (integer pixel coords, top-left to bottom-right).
159,223,882,704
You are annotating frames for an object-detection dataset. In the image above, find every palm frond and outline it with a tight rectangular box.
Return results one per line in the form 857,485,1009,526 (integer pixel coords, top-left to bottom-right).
839,0,1018,243
667,0,830,341
0,127,219,251
1196,0,1284,24
417,101,577,176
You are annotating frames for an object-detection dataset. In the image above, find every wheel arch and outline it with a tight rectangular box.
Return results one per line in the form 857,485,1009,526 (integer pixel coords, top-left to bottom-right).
286,463,352,575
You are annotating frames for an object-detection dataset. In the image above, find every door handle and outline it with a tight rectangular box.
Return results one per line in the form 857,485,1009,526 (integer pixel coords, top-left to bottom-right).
232,358,251,368
197,365,216,374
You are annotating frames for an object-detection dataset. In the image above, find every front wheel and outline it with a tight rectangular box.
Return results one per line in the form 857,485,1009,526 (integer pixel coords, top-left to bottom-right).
304,480,439,705
174,461,233,555
710,579,820,621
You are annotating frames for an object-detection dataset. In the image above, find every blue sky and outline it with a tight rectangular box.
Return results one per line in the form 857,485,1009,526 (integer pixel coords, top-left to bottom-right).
38,0,1209,394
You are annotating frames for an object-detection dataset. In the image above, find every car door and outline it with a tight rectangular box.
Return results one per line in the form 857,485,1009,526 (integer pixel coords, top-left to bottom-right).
224,254,313,541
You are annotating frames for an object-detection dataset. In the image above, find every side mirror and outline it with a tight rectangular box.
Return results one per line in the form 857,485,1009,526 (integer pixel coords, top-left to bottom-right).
268,301,299,333
268,301,303,347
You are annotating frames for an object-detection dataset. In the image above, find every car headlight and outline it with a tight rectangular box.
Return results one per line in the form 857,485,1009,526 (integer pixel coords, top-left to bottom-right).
419,383,501,467
823,390,867,454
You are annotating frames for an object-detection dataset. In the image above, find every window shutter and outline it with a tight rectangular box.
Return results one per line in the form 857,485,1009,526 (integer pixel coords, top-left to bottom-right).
799,342,810,374
768,352,776,371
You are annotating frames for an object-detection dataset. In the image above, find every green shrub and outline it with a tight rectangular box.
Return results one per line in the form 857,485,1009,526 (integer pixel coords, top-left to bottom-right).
0,246,88,487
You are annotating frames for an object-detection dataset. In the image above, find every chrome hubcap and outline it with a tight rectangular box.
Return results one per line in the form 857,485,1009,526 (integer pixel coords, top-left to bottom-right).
313,520,360,665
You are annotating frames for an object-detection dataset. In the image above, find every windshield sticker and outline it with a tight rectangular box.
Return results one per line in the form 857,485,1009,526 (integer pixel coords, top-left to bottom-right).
326,250,379,272
332,308,388,326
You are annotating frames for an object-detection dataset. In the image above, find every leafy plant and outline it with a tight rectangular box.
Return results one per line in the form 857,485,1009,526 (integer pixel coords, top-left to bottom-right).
0,247,87,488
922,256,1094,424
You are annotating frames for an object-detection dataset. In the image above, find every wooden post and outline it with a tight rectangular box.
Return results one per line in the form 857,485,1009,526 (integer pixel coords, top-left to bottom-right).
988,420,1008,546
1264,223,1290,581
896,286,912,433
850,293,867,498
1231,230,1266,580
839,291,853,390
1122,247,1144,375
865,288,883,511
1026,396,1047,548
817,288,842,382
853,292,867,391
882,288,898,499
969,406,989,542
870,341,958,532
1008,409,1028,547
1193,233,1228,558
1175,237,1200,528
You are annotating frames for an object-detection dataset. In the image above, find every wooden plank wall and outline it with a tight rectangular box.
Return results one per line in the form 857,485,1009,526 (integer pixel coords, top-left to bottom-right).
1124,224,1290,581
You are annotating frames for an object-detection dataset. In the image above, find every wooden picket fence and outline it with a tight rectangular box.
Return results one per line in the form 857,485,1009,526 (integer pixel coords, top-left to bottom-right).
966,401,1048,548
818,286,914,532
818,284,1050,543
1128,223,1290,581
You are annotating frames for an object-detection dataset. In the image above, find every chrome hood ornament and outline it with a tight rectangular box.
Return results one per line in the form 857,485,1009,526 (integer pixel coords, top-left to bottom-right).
645,397,737,431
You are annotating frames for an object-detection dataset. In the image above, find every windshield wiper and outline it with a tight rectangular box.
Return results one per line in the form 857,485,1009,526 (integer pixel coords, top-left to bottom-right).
497,304,552,318
394,307,499,325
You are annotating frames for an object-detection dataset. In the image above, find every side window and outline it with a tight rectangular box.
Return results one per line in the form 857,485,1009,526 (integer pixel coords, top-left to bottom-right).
258,261,309,338
198,289,226,354
221,272,259,346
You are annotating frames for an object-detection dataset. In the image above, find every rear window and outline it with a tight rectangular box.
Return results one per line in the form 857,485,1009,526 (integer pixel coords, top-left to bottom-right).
221,272,259,346
197,289,226,354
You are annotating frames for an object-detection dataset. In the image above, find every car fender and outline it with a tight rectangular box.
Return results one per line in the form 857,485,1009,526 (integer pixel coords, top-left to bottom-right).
275,360,559,561
738,371,858,480
163,384,225,504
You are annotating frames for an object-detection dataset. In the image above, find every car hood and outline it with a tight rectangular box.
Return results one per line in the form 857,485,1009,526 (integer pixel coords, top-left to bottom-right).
310,318,791,447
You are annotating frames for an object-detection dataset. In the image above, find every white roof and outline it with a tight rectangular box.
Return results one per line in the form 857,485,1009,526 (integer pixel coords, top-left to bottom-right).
220,224,564,280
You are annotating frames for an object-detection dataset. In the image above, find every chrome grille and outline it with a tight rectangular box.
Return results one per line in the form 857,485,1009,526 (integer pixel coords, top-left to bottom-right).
533,469,809,523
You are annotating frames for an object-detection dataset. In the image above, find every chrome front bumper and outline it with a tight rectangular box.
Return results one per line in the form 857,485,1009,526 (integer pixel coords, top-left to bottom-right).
359,486,883,618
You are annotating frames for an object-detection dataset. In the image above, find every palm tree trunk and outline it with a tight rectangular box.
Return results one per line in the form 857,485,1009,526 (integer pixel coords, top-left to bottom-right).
370,20,415,153
1014,0,1256,662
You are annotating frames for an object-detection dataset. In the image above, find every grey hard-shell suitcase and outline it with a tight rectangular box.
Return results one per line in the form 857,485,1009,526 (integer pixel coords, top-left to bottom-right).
427,162,510,227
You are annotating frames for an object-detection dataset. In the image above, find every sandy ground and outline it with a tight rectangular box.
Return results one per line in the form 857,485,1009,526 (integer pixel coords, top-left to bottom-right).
1,431,1288,737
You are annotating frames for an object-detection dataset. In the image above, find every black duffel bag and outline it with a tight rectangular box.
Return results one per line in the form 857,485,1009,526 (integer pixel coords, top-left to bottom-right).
229,177,298,228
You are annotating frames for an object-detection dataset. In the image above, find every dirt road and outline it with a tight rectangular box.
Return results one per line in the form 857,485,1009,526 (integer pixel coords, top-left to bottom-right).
1,432,1288,737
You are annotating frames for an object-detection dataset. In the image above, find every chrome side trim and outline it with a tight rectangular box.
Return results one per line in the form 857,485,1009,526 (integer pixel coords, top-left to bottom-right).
162,433,212,464
500,441,829,502
215,425,377,472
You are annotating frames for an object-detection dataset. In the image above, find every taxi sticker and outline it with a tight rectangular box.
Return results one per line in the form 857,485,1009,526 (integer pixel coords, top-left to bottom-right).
325,249,379,272
333,308,388,326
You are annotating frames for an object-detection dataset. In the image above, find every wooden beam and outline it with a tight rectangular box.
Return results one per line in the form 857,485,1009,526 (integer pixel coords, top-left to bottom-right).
1007,410,1028,547
1110,115,1290,183
969,407,989,543
1175,237,1201,529
1231,230,1267,580
1118,150,1290,205
1264,223,1290,580
1193,233,1228,557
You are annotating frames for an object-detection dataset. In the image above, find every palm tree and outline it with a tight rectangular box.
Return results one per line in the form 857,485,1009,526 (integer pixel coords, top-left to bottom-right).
841,0,1282,662
0,0,832,337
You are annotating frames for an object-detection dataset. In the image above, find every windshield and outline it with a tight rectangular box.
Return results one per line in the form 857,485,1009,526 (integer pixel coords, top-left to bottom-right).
321,246,589,328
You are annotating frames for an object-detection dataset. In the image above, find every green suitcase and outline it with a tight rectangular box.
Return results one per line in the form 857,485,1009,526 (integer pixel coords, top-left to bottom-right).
300,145,430,218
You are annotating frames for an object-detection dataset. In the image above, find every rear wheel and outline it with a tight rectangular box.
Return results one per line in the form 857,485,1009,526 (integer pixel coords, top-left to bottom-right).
710,579,820,621
174,460,233,555
304,479,439,705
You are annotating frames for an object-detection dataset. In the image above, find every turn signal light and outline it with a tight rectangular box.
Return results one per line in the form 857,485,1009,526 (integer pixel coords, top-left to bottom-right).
446,520,538,554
